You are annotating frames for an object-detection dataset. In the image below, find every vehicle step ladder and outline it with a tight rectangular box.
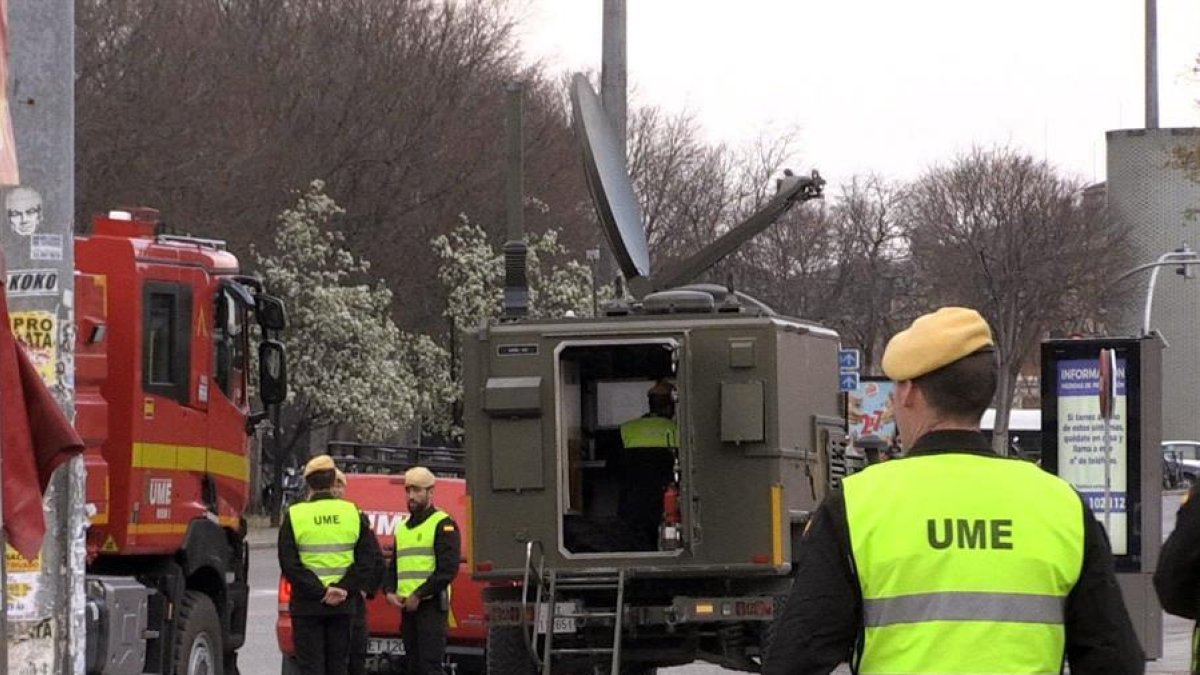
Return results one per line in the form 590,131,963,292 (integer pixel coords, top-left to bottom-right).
538,568,627,675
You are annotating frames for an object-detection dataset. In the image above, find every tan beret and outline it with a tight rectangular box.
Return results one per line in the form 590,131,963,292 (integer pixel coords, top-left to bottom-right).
334,469,347,486
404,466,436,489
303,454,337,477
881,307,994,381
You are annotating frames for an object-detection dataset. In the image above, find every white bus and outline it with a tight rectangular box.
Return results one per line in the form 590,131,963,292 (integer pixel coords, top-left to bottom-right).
980,408,1042,462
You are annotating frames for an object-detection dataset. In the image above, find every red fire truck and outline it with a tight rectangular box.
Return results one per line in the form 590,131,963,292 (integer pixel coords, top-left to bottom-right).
276,443,486,674
76,207,287,674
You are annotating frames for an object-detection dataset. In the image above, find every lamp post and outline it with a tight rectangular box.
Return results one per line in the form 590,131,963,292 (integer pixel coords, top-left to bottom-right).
1115,245,1200,337
586,247,601,317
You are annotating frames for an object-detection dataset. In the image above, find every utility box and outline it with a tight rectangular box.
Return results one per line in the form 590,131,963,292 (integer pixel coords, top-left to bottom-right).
1040,335,1164,659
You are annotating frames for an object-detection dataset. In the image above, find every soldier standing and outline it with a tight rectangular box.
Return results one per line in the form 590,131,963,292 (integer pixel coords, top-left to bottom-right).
279,455,378,675
332,469,384,675
765,307,1143,674
618,379,678,549
1155,486,1200,673
385,467,461,675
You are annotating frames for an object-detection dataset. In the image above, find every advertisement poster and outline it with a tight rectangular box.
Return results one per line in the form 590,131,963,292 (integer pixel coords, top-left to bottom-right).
847,379,897,450
1056,358,1127,555
9,309,56,382
5,545,43,621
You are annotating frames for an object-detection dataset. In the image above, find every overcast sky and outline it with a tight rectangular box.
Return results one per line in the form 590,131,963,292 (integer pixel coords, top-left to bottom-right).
514,1,1200,187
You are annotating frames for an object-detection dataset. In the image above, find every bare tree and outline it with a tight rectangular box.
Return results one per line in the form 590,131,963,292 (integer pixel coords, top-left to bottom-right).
822,176,916,370
901,147,1132,454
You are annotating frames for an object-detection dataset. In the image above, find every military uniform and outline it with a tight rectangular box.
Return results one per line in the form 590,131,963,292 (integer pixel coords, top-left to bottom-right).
1155,487,1200,674
279,494,379,675
764,308,1143,675
384,504,461,675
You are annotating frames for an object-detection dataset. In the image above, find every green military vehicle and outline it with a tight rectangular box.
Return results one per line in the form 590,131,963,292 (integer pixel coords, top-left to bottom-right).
464,75,847,674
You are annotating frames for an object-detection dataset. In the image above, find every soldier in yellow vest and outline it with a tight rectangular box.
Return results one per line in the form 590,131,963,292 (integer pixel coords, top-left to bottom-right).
618,379,678,550
764,307,1143,675
331,470,384,675
384,466,461,675
279,455,378,675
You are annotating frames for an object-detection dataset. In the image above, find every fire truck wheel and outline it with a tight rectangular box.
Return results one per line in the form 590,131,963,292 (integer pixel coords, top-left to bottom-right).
174,591,224,675
485,624,537,675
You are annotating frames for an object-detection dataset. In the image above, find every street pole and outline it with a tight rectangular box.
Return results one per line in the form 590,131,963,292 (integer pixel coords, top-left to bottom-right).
598,0,627,289
1114,250,1200,337
8,1,81,671
586,248,600,317
1145,0,1159,129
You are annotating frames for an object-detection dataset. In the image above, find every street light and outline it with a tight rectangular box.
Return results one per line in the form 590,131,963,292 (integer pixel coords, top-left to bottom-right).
586,247,601,317
1115,245,1200,337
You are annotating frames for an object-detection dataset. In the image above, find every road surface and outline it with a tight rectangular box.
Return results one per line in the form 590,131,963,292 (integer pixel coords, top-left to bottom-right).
241,493,1196,673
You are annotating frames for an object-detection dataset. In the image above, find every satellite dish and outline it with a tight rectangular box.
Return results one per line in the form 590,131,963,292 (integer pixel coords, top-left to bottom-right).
570,73,651,281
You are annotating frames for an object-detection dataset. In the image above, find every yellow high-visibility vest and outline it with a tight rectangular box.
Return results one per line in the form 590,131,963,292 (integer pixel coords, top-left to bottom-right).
289,498,360,587
620,416,677,449
843,453,1084,674
395,509,450,598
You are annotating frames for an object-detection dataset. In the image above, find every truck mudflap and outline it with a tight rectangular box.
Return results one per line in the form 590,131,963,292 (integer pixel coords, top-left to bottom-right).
485,594,776,632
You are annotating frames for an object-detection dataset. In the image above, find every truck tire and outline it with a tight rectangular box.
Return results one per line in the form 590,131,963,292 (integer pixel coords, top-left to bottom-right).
760,593,791,669
174,591,224,675
486,624,536,675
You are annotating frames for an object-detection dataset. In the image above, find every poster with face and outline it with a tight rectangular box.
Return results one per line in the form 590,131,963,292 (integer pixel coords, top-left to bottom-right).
6,185,42,236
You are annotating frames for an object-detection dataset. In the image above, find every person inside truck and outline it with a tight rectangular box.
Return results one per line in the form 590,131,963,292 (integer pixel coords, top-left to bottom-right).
279,455,379,675
330,469,384,675
618,379,678,550
765,307,1143,675
385,466,461,675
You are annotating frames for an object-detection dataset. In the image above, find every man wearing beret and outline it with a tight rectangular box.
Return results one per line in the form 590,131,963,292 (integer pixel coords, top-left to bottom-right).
279,455,379,675
385,466,461,674
764,307,1144,675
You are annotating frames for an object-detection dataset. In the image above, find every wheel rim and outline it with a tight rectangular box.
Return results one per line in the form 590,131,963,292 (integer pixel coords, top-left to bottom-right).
187,631,214,675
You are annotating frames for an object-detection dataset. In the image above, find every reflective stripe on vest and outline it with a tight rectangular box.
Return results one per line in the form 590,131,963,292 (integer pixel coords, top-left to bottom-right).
288,498,361,588
395,509,450,597
843,453,1084,674
620,416,677,449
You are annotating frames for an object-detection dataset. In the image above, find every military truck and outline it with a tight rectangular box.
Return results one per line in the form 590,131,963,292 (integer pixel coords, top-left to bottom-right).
463,75,848,674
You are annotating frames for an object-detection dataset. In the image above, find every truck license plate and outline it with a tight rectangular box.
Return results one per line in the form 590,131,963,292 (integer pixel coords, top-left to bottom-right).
367,637,405,655
535,603,577,634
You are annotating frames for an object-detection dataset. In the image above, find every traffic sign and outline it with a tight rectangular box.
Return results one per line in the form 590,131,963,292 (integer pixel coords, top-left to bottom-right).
839,372,859,392
838,348,860,371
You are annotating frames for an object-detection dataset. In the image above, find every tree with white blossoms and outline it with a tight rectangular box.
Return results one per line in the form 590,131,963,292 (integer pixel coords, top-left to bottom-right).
256,181,455,470
432,215,596,330
432,216,598,425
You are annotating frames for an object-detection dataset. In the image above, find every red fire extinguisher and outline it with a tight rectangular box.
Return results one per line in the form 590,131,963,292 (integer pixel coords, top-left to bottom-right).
659,482,682,551
662,482,680,526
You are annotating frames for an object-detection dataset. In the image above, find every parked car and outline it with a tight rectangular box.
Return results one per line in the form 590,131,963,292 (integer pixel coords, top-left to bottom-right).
1162,440,1200,489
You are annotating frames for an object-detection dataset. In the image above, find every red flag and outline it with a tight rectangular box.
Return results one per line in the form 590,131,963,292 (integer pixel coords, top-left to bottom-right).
0,252,83,561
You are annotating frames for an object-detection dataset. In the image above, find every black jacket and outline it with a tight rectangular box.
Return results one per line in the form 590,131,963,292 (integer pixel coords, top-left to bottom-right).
278,493,382,616
383,504,461,602
1155,485,1200,674
764,430,1144,675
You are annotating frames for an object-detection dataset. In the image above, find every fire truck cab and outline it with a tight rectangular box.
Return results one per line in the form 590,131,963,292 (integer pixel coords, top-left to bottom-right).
77,208,286,675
